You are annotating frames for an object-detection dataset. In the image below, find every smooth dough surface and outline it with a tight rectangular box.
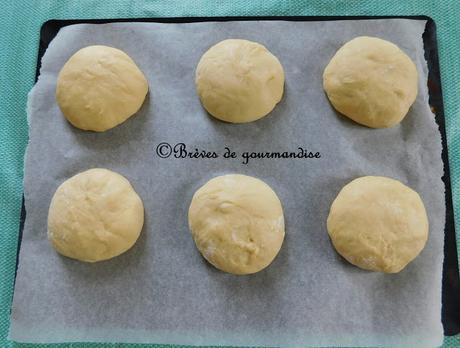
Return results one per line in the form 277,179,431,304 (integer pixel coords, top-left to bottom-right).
188,174,285,275
56,45,148,132
327,176,428,273
48,168,144,262
323,36,418,128
195,39,285,123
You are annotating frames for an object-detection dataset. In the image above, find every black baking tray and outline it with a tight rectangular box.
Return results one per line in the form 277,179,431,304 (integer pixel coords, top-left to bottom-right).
14,16,460,338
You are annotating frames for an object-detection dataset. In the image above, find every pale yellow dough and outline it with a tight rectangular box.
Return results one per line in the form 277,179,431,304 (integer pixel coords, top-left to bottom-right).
188,174,285,275
48,168,144,262
327,176,429,273
323,36,418,128
56,45,148,132
195,39,285,123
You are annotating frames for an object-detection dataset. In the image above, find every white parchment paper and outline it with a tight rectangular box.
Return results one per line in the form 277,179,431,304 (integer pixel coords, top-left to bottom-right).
10,19,445,348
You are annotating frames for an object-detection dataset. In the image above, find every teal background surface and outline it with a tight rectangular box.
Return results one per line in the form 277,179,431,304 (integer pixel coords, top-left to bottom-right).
0,1,459,347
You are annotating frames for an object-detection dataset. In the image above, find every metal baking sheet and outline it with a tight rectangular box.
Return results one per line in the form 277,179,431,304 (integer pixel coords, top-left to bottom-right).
9,17,460,345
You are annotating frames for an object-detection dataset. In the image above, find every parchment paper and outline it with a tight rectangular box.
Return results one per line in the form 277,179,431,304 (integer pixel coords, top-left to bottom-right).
9,19,445,348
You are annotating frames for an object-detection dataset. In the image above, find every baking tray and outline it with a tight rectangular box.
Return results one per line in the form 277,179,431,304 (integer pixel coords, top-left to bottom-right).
13,16,460,339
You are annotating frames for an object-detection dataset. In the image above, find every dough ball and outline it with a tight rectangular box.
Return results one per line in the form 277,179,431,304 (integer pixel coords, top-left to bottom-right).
56,45,148,132
48,168,144,262
323,36,418,128
195,39,285,123
188,174,285,275
327,176,428,273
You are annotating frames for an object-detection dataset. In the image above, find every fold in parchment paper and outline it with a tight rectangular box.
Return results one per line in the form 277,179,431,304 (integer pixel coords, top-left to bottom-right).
10,19,444,348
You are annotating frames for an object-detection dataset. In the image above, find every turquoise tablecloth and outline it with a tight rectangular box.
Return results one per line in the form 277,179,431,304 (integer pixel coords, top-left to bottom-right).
1,1,459,347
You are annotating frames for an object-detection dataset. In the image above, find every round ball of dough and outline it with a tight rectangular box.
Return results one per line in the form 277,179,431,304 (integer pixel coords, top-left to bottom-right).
323,36,418,128
195,39,285,123
56,45,148,132
48,168,144,262
327,176,428,273
188,174,285,275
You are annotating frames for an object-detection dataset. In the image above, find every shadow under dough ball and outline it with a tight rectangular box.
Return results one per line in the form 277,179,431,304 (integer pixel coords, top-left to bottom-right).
323,36,418,128
47,168,144,262
56,45,148,132
195,39,285,123
188,174,285,275
327,176,428,273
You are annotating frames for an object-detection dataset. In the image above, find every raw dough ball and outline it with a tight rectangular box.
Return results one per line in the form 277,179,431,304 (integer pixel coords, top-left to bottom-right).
56,45,148,132
195,39,285,123
48,168,144,262
323,36,418,128
327,176,428,273
188,174,285,275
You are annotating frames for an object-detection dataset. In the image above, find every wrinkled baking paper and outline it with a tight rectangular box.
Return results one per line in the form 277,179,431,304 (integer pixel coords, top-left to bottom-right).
10,19,445,348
